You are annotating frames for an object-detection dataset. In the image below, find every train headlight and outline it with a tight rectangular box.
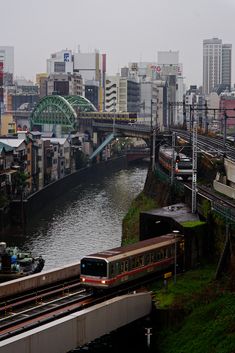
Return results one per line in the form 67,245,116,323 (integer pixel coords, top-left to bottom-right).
101,280,106,284
82,278,85,282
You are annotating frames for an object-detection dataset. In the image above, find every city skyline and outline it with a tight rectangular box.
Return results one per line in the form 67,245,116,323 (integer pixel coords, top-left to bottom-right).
1,0,235,86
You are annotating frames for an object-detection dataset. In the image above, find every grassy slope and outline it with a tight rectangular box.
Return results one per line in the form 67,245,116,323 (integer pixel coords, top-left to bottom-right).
151,266,235,353
122,192,158,245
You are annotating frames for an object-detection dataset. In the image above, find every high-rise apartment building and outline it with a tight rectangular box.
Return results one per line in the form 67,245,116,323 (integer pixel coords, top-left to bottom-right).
105,75,140,113
0,46,14,85
203,38,232,95
157,51,184,127
222,44,232,90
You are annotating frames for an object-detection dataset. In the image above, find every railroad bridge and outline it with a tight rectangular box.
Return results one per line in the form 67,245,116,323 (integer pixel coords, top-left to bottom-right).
29,94,168,160
0,266,152,353
30,94,154,137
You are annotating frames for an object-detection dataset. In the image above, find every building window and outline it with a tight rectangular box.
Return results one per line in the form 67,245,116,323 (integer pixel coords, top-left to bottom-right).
54,62,65,73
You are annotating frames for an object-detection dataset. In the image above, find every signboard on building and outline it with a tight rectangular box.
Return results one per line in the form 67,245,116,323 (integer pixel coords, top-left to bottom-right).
64,52,71,62
130,62,138,71
160,64,178,76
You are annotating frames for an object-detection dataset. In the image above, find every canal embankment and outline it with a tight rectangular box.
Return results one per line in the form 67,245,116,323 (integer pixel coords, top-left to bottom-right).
1,156,128,233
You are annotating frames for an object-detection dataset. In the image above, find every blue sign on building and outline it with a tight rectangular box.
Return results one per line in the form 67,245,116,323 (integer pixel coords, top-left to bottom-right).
64,53,70,62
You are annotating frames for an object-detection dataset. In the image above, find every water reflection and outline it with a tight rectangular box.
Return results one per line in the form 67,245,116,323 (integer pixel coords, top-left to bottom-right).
5,164,148,270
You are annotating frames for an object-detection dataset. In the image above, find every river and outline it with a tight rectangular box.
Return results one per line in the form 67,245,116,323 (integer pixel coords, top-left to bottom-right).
6,163,148,271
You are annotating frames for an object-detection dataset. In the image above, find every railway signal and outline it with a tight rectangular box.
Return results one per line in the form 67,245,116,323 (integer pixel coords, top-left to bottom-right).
175,155,180,163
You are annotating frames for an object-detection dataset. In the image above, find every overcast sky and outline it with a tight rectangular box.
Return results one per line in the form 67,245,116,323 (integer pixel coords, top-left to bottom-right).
1,0,235,87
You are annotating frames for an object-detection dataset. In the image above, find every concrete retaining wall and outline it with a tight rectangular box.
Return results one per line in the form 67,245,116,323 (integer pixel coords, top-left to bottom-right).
213,180,235,199
10,156,127,225
0,262,80,299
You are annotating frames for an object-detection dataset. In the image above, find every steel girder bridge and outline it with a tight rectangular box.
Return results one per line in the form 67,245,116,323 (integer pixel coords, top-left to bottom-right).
30,95,97,131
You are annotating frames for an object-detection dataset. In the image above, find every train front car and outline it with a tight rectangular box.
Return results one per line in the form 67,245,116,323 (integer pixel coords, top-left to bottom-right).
80,234,184,290
159,146,192,181
80,256,109,288
176,153,192,180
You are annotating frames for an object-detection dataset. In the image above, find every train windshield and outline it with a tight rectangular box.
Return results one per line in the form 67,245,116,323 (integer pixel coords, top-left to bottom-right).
81,258,107,277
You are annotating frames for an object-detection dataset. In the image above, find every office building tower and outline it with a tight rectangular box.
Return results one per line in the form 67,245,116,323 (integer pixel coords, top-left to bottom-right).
222,44,232,90
203,38,232,95
105,75,140,113
73,50,106,111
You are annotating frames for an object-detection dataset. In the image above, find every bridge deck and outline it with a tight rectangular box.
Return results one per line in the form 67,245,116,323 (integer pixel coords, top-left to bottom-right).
0,292,152,353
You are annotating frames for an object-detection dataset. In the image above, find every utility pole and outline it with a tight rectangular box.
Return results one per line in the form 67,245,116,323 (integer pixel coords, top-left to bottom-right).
204,101,208,134
192,119,197,213
189,105,193,144
171,131,176,185
152,99,157,171
223,111,228,153
0,61,3,133
183,98,187,130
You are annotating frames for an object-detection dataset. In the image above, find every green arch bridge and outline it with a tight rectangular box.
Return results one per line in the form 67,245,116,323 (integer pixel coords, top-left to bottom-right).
30,95,97,130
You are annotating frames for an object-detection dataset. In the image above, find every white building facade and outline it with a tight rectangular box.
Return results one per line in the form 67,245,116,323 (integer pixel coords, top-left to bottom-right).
47,50,73,75
73,50,106,110
203,38,232,95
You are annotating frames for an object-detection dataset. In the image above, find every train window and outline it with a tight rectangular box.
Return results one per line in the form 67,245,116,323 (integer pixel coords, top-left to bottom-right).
125,260,128,272
135,258,139,267
180,241,184,252
80,258,107,277
150,253,155,263
131,257,136,269
116,262,121,274
135,256,144,267
145,254,150,265
110,263,115,277
121,261,125,273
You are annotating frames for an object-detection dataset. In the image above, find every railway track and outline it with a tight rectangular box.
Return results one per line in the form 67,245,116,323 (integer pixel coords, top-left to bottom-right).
185,182,235,218
175,130,235,160
0,287,94,341
0,278,89,340
0,270,165,342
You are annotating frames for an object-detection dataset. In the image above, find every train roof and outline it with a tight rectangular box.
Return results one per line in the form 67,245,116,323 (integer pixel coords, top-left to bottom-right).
159,146,190,160
82,234,179,262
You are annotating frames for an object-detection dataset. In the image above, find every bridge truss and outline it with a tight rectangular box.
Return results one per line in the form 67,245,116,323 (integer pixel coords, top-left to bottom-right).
30,95,97,130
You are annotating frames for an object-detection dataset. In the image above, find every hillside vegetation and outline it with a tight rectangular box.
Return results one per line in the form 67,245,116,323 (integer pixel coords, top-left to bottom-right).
150,266,235,353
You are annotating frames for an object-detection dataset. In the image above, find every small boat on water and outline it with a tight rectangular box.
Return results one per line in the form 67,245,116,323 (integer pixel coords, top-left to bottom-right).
0,242,45,281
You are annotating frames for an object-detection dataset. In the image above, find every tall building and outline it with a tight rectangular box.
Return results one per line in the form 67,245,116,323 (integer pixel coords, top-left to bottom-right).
203,38,232,95
222,44,232,90
157,50,184,127
46,72,83,97
0,46,14,73
36,73,48,98
47,50,73,75
46,48,106,110
73,49,106,111
105,75,140,113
